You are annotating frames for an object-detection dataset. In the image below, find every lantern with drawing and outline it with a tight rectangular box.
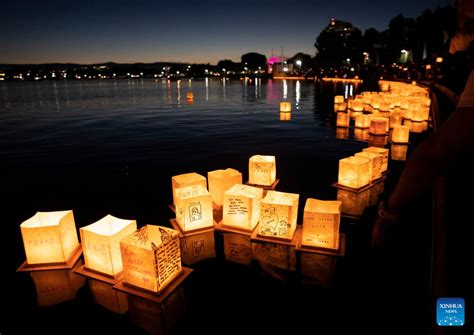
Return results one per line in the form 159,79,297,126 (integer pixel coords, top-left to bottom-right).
119,225,182,293
171,173,207,205
223,184,263,232
338,156,371,189
80,215,137,278
248,155,276,186
20,210,80,266
302,199,342,250
258,190,299,240
208,168,242,209
175,185,213,233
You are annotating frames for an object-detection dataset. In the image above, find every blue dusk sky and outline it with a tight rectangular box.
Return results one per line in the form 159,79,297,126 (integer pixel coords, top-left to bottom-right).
1,0,452,64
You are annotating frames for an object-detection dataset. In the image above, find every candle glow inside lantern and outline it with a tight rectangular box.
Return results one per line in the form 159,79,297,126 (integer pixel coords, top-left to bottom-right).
391,125,410,143
208,168,242,209
334,95,344,104
120,225,182,293
335,102,347,112
171,173,207,205
223,184,263,232
355,114,371,128
369,117,389,135
338,156,371,189
20,210,80,265
302,199,342,250
363,146,389,172
351,100,364,112
248,155,276,186
390,111,402,128
259,190,299,240
336,112,350,127
337,187,370,216
175,185,213,232
355,151,383,181
80,215,137,278
280,101,292,112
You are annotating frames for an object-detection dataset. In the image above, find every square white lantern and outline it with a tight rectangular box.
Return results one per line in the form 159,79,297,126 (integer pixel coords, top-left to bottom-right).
355,151,383,181
259,190,299,240
351,100,364,112
392,125,410,143
120,225,182,293
20,210,80,265
337,187,370,216
336,113,350,127
175,185,213,232
208,168,242,208
223,184,263,232
280,101,292,112
302,199,342,250
248,155,276,186
363,146,389,172
338,156,371,189
171,173,207,205
355,114,371,128
80,215,137,278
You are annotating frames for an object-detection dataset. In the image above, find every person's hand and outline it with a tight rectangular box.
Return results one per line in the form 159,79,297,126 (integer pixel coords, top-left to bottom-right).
371,201,399,247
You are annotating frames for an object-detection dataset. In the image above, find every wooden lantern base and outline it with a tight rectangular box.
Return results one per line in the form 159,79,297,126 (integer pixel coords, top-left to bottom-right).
113,267,193,303
332,173,387,193
245,178,280,190
74,264,123,285
214,219,256,236
169,218,215,238
295,226,346,256
16,244,83,272
250,222,299,246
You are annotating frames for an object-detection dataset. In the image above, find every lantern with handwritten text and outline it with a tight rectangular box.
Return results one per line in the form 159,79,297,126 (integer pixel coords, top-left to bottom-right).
80,215,137,278
20,210,80,265
171,173,207,205
120,225,182,293
259,190,299,240
248,155,276,186
338,156,371,189
175,185,213,233
223,184,263,232
302,199,342,250
208,168,242,209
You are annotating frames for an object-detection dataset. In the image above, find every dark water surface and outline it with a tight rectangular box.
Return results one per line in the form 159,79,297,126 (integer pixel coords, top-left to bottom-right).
1,79,432,334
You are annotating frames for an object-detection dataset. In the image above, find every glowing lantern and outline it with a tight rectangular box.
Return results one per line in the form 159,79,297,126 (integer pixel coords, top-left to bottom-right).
422,121,428,131
390,111,402,127
208,168,242,209
180,230,216,265
280,101,292,112
368,134,388,147
380,82,390,92
337,187,370,216
354,128,369,142
171,173,207,205
335,102,347,112
223,184,263,232
20,210,80,266
379,101,391,112
334,95,344,104
369,117,389,135
80,215,137,278
120,225,182,293
336,128,349,139
391,144,408,161
336,112,350,127
392,125,410,143
30,264,85,307
338,156,371,189
186,92,194,100
280,112,291,121
355,151,383,181
351,100,364,112
89,279,128,314
301,199,342,250
223,233,253,265
248,155,276,186
259,190,299,240
436,57,443,63
175,185,213,233
355,114,371,128
410,121,424,133
363,147,389,172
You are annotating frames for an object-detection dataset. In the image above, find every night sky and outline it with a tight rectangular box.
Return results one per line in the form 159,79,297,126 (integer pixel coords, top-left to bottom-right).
1,0,452,65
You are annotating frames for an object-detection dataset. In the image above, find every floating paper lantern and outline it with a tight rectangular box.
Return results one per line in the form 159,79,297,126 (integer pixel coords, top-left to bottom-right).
369,117,389,135
410,121,424,133
280,101,292,112
336,112,350,127
223,233,253,265
363,147,389,172
355,151,383,181
354,128,369,142
208,168,242,208
355,114,371,128
120,225,182,293
180,230,216,265
390,111,402,128
280,112,291,121
391,144,408,161
186,92,194,100
302,199,342,250
223,184,263,232
336,127,349,140
351,100,364,112
338,156,371,189
337,187,370,216
368,134,388,147
175,185,213,232
171,173,207,205
89,279,128,314
20,210,80,265
380,82,390,92
80,215,137,278
334,95,344,104
391,125,410,143
259,190,299,240
335,102,347,112
30,264,85,307
248,155,276,186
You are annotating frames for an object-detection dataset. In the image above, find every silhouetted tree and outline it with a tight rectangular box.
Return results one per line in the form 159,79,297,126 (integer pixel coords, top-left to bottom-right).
287,52,312,70
241,52,266,70
216,59,240,72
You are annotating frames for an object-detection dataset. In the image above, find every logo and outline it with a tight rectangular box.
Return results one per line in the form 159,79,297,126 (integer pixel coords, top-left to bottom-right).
437,297,464,326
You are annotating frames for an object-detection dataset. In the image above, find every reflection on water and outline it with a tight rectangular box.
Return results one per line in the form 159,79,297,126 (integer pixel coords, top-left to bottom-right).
180,230,216,265
369,181,385,207
391,144,408,161
300,252,337,287
30,260,85,307
222,233,253,265
280,112,291,121
368,134,388,147
354,128,369,142
252,242,296,281
89,279,128,314
336,128,349,140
